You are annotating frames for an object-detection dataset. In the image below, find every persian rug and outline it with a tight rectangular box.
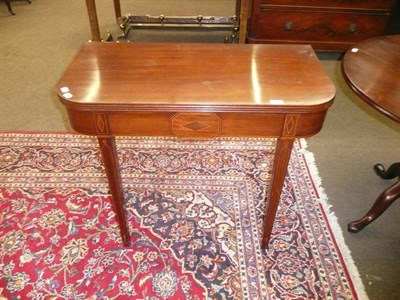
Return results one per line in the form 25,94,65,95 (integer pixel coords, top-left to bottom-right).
0,133,367,300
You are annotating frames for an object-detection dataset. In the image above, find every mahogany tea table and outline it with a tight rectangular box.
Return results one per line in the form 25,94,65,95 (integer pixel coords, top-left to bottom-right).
56,42,335,249
342,35,400,233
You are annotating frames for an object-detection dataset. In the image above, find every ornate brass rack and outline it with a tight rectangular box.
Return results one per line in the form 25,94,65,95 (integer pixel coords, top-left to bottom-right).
115,14,239,43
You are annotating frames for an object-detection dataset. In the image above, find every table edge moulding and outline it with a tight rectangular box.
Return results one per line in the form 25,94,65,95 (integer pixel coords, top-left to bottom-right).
56,42,336,249
342,35,400,123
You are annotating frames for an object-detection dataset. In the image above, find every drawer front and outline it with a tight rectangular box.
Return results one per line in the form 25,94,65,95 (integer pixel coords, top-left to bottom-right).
260,0,394,10
249,10,389,44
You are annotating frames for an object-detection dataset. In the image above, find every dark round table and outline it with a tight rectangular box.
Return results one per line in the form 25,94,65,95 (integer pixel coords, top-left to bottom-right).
341,35,400,233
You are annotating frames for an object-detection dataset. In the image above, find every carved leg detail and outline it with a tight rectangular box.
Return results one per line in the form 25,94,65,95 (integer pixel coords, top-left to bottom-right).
348,180,400,233
262,137,294,249
374,162,400,179
98,137,131,246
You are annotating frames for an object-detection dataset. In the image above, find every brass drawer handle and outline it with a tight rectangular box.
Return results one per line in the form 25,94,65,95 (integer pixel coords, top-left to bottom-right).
348,23,357,33
285,21,293,30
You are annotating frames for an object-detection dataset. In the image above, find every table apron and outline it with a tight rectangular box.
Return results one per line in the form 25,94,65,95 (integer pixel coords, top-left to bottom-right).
66,109,328,138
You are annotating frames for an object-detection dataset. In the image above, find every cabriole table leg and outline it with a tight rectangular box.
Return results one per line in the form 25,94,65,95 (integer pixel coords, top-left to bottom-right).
348,181,400,233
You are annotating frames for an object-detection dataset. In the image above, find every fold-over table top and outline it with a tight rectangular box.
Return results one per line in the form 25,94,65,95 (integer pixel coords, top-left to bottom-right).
56,42,335,111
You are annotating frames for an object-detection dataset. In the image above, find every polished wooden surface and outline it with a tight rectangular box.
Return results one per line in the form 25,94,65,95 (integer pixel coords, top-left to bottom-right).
342,35,400,123
342,35,400,233
57,42,334,108
57,42,335,249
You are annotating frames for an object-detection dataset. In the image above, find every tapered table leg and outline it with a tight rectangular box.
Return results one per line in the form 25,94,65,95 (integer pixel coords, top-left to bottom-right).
98,136,131,246
262,137,295,249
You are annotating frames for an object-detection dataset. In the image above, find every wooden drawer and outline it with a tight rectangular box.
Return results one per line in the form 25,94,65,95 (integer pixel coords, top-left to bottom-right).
249,10,390,45
260,0,395,10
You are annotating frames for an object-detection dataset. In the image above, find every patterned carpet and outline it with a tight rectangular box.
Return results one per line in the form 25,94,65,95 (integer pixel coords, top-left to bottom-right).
0,133,365,299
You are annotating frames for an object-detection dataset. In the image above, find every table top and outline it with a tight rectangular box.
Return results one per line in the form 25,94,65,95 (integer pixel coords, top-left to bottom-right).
342,35,400,123
56,42,335,112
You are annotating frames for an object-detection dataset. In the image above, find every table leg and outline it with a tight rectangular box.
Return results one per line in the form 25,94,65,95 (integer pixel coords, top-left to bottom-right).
85,0,101,41
238,0,250,44
4,0,15,15
113,0,121,20
348,181,400,233
374,162,400,179
348,163,400,233
262,137,295,249
98,137,131,246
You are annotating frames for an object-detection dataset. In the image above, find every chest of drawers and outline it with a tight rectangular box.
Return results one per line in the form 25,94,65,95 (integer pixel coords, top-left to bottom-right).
247,0,396,51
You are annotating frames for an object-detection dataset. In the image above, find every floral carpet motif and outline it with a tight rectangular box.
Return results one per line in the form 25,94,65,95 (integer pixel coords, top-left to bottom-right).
0,133,362,299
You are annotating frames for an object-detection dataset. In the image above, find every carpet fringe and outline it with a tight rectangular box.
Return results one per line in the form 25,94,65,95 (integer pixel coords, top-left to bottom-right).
298,139,369,300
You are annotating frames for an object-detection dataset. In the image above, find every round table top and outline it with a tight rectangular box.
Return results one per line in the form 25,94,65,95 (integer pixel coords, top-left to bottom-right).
341,35,400,123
